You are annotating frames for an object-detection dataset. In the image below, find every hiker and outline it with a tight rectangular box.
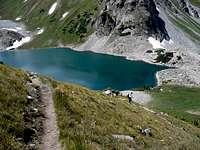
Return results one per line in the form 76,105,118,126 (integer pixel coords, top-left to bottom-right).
128,93,132,103
127,92,134,103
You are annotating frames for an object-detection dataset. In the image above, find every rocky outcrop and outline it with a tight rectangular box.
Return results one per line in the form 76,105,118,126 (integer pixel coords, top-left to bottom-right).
0,29,24,50
96,0,170,42
179,0,199,18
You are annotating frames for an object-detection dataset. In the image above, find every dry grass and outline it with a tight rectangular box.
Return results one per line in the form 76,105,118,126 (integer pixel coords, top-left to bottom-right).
0,65,43,150
0,65,29,149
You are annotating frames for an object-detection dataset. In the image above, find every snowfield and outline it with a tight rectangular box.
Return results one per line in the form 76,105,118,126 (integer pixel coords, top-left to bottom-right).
48,2,58,15
61,12,69,20
148,37,174,49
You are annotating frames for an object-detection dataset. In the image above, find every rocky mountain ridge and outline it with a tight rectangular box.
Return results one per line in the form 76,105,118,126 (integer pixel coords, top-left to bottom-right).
96,0,170,42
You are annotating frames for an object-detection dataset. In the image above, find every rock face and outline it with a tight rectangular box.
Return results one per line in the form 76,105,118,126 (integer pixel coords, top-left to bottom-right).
96,0,170,42
0,29,24,50
179,0,199,18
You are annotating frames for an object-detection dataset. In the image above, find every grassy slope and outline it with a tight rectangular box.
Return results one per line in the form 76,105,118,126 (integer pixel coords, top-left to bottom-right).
0,0,99,49
0,64,29,150
148,85,200,128
190,0,200,7
52,81,200,150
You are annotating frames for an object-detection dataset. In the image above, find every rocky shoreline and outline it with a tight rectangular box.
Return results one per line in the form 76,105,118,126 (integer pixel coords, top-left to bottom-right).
68,33,200,88
1,36,200,88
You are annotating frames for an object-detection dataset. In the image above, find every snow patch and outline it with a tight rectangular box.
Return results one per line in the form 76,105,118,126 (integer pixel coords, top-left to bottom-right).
148,37,174,49
1,27,23,32
162,39,174,46
15,17,22,21
61,11,69,20
6,37,31,50
16,27,23,30
24,0,28,2
37,28,44,35
1,28,18,32
148,37,164,49
156,7,160,12
48,2,58,15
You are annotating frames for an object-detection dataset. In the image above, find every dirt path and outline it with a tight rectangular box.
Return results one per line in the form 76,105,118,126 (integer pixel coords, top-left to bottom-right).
31,78,61,150
186,110,200,116
120,90,152,105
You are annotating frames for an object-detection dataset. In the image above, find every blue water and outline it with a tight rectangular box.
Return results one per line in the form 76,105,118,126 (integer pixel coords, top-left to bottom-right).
0,48,168,90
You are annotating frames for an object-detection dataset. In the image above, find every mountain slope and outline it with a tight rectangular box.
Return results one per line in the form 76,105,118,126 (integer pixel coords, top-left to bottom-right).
0,0,99,48
0,0,199,51
0,64,43,150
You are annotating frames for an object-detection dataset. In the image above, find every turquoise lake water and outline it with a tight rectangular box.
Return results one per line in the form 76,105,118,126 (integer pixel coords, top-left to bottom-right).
0,48,168,90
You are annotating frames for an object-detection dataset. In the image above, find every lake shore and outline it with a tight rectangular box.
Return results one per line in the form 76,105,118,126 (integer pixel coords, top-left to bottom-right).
65,36,200,88
0,48,166,90
1,19,200,88
2,42,200,88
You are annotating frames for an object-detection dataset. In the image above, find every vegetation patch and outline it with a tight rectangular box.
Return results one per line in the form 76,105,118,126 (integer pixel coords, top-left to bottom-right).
189,0,200,7
154,52,174,63
149,85,200,128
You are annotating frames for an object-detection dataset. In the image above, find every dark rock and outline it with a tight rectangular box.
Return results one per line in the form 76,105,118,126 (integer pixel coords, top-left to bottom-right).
193,10,199,18
146,50,153,53
96,11,116,36
180,0,190,15
177,56,182,61
40,9,45,13
23,128,37,144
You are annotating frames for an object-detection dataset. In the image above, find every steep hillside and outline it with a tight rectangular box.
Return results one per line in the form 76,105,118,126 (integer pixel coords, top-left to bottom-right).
52,81,200,149
1,64,200,149
156,0,200,46
0,64,44,150
0,0,99,48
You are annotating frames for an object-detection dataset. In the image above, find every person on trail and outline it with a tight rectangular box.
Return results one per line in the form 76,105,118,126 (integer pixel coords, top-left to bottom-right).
128,93,132,103
127,92,134,103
